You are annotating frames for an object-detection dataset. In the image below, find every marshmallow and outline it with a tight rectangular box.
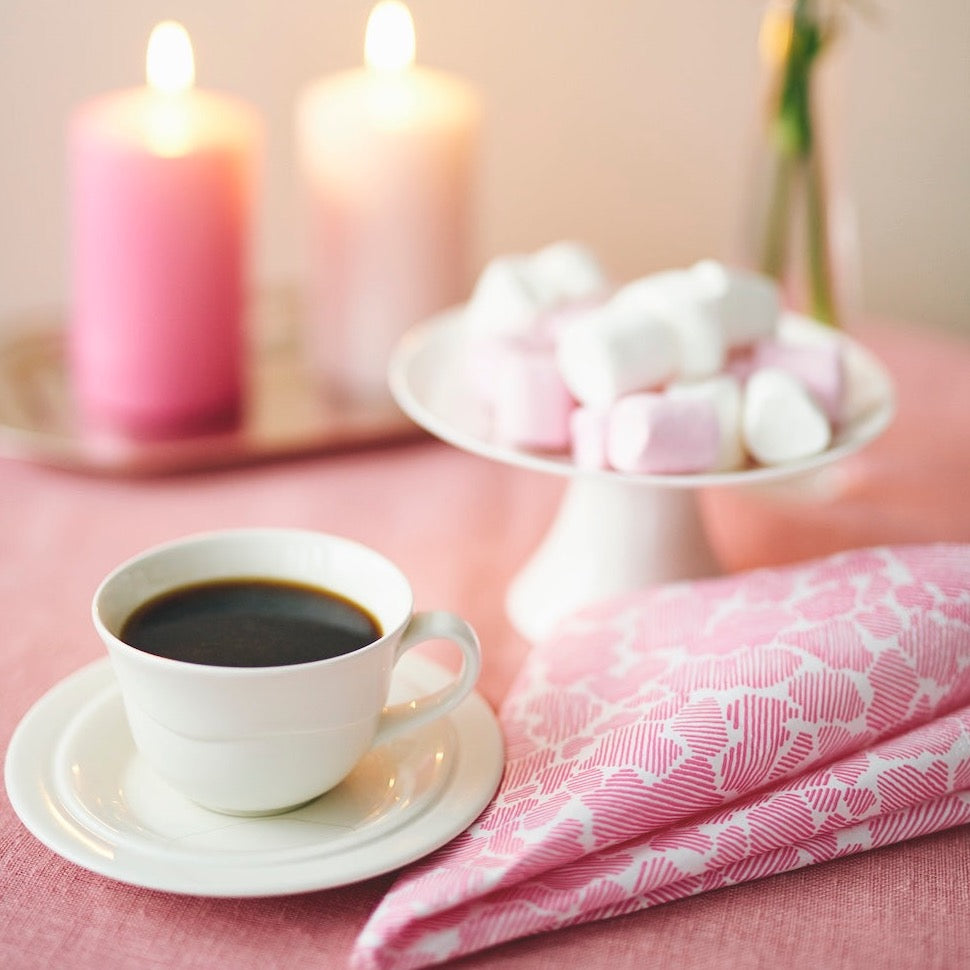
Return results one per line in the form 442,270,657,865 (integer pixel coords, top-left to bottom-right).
535,293,608,345
841,344,890,426
776,313,841,350
742,367,832,465
667,305,726,379
464,255,543,340
465,334,542,408
607,393,721,474
667,374,746,471
464,243,608,342
611,269,694,309
569,406,610,470
613,272,725,379
723,345,758,384
775,317,883,427
753,339,844,423
529,241,608,306
691,260,780,348
555,301,679,408
493,346,574,451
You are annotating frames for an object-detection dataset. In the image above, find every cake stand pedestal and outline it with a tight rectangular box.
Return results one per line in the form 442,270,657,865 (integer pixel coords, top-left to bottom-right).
390,309,894,642
506,475,718,641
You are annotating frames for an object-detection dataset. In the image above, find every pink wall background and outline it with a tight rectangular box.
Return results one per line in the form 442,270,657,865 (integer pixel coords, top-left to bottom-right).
0,1,966,334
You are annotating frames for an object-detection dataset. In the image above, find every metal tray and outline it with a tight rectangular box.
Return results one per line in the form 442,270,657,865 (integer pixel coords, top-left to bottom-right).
0,290,421,476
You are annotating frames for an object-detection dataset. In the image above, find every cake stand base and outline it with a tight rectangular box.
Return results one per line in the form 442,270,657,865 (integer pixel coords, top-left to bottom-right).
506,476,719,641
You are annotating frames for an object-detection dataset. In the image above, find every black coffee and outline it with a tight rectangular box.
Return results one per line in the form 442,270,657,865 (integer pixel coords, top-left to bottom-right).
120,578,382,668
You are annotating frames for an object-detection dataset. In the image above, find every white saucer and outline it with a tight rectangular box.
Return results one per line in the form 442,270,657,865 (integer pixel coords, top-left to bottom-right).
4,654,504,897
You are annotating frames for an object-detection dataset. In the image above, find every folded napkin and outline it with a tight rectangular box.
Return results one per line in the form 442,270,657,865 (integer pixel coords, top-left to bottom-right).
351,544,970,970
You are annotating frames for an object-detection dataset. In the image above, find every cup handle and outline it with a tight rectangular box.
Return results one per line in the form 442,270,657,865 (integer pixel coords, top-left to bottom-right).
372,610,482,747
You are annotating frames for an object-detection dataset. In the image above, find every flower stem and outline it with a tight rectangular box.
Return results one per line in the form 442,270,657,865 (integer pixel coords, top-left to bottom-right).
804,144,838,324
757,0,842,327
759,150,796,280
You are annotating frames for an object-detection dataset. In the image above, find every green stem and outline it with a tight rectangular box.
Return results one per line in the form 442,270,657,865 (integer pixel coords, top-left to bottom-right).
803,147,838,325
759,150,796,280
759,0,842,327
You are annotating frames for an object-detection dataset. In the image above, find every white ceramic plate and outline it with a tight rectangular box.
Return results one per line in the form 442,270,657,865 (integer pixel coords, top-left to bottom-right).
4,654,504,897
389,309,896,489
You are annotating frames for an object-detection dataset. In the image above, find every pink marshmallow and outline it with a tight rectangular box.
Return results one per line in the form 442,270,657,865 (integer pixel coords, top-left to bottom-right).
753,339,845,422
606,393,721,474
723,345,758,384
465,332,552,408
570,406,610,470
493,346,575,451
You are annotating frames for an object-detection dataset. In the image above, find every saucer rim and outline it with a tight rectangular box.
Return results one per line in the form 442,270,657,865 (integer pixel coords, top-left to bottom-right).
4,654,504,897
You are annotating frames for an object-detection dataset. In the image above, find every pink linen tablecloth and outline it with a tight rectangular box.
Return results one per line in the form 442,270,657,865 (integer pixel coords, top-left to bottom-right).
2,318,970,970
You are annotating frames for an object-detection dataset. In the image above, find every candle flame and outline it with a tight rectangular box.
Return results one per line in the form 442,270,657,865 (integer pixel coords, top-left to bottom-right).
364,1,415,73
146,21,196,94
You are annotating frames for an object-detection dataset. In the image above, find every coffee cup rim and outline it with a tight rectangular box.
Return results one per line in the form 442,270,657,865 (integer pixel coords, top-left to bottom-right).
92,527,414,675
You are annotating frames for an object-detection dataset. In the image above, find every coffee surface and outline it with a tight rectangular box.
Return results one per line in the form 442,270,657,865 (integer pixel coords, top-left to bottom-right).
120,578,381,667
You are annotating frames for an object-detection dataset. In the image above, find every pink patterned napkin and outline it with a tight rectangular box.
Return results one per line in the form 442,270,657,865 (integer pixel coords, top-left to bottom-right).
351,544,970,970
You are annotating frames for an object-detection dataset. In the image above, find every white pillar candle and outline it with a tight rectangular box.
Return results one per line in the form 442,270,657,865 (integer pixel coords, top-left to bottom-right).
297,1,480,401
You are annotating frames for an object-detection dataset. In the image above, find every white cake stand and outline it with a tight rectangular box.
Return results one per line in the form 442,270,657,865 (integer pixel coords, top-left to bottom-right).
389,309,895,642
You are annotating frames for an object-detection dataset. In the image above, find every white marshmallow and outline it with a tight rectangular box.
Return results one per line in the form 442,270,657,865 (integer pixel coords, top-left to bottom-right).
555,301,679,408
535,294,608,345
753,339,844,423
611,269,694,309
691,260,780,348
529,241,608,306
607,393,721,474
569,406,610,470
464,243,608,342
776,313,841,350
742,367,832,465
840,343,890,427
613,271,725,379
665,303,726,379
667,374,746,471
493,347,574,451
464,256,543,340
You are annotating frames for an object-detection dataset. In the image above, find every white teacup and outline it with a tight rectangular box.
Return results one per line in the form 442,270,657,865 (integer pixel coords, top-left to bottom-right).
92,528,482,816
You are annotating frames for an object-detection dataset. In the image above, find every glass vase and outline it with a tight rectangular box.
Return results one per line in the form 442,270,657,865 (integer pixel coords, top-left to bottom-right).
741,0,859,328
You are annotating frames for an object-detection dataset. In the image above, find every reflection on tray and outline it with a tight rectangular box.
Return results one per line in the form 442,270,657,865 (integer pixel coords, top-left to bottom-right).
0,289,423,475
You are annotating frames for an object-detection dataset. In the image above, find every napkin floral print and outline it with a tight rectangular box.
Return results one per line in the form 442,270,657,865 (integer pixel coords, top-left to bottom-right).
352,544,970,969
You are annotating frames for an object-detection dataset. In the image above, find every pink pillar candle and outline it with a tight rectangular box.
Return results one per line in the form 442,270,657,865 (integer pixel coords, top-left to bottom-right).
296,1,479,402
70,22,260,436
